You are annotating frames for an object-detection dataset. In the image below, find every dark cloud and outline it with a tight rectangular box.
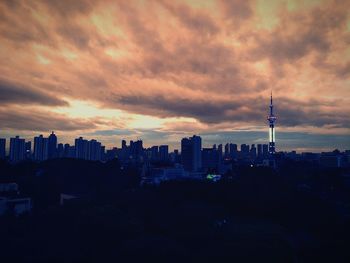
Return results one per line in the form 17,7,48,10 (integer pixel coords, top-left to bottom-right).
0,0,348,150
0,107,96,132
219,0,253,21
41,0,95,18
0,79,68,106
250,2,349,63
56,24,91,49
160,1,219,35
0,1,52,45
107,93,349,129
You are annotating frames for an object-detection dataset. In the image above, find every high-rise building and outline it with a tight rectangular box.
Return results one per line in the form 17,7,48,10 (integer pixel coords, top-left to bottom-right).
192,135,202,172
151,146,158,161
262,144,269,158
181,138,192,171
240,144,249,158
224,143,229,158
257,144,263,158
25,141,31,159
48,131,57,159
57,143,64,158
9,136,25,162
181,135,202,172
250,144,257,159
64,143,70,157
218,144,223,162
267,92,277,154
34,135,48,161
229,143,238,159
122,140,127,150
75,137,103,161
75,137,88,159
88,139,102,161
0,138,6,159
159,145,169,161
202,146,219,172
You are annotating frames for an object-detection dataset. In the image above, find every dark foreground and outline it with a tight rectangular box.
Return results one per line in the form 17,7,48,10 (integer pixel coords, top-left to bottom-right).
1,159,350,262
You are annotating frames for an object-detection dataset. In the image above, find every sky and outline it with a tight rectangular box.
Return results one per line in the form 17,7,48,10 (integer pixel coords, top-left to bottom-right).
0,0,349,152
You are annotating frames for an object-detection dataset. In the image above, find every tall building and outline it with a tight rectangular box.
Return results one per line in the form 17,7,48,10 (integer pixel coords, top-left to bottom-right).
57,143,64,158
181,135,202,172
75,137,103,161
34,135,48,161
240,144,249,158
75,137,88,159
217,144,223,162
250,144,257,159
202,146,219,172
159,145,169,161
224,143,229,158
151,146,158,161
229,143,238,159
267,92,277,154
9,136,25,162
262,144,269,158
0,138,5,159
48,131,57,159
257,144,263,158
88,139,102,161
25,141,31,159
192,135,202,172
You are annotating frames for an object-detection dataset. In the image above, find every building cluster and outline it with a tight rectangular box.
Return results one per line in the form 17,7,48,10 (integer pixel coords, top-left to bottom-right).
1,133,349,170
1,94,349,178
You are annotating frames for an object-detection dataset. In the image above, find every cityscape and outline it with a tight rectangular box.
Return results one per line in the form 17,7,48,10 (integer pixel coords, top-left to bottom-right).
1,0,350,262
1,94,349,172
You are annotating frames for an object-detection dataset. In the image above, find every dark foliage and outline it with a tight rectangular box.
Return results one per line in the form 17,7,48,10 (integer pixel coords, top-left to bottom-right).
0,159,350,262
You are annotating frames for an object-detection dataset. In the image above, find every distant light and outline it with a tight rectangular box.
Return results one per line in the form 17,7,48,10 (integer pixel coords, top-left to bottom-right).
206,174,221,182
250,164,253,167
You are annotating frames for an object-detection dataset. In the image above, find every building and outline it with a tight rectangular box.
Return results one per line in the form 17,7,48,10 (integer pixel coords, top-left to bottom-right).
75,137,103,161
159,145,169,161
75,137,88,159
229,143,238,159
9,136,25,162
0,183,31,216
57,143,64,158
250,144,257,160
25,141,31,159
0,138,5,159
48,131,57,159
34,135,49,161
240,144,250,158
257,144,263,158
150,146,158,161
88,139,102,161
267,92,277,155
181,135,202,172
262,144,269,158
202,147,219,172
224,143,229,158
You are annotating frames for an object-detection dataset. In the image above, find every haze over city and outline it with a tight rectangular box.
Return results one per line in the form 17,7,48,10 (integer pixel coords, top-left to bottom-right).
1,0,350,151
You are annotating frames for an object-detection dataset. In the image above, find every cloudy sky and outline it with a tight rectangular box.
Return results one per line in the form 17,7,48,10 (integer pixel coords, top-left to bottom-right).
0,0,349,152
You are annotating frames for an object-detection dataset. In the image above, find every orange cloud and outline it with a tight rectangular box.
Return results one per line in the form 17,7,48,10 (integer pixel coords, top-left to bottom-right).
0,0,349,150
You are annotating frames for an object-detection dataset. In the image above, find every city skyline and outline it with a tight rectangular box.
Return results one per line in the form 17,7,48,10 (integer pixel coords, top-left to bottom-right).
0,0,350,152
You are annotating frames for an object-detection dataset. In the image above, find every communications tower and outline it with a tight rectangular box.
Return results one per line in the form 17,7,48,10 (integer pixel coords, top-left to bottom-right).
267,92,277,155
